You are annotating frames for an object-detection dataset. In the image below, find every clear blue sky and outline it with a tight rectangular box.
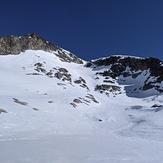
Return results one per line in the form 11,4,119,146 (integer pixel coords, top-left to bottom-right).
1,0,163,61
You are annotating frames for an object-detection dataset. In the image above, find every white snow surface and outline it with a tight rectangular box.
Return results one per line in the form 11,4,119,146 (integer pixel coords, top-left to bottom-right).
0,50,163,163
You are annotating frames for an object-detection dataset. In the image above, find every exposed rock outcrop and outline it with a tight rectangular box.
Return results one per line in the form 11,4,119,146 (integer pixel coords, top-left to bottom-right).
85,56,162,73
0,33,83,64
74,77,90,91
85,56,163,97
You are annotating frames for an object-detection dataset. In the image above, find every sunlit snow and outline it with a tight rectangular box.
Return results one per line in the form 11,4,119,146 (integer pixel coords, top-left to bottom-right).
0,50,163,163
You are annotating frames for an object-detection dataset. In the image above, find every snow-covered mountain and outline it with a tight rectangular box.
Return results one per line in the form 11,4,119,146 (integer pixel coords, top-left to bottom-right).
86,55,163,98
1,34,163,163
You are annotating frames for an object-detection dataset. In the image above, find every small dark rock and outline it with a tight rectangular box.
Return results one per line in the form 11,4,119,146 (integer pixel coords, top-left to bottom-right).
73,99,82,104
151,104,163,108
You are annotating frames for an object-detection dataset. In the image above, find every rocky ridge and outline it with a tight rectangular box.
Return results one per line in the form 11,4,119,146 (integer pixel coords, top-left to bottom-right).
85,55,163,97
0,33,163,99
0,33,83,64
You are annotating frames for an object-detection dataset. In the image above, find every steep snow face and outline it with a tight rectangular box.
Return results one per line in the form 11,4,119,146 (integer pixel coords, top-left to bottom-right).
1,50,163,163
0,50,101,136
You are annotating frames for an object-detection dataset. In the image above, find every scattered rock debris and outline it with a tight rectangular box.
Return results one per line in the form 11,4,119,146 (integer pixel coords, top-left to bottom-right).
0,109,7,114
13,98,28,106
33,108,39,111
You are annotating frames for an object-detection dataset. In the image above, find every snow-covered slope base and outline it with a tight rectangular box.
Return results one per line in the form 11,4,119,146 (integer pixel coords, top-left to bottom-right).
1,50,163,163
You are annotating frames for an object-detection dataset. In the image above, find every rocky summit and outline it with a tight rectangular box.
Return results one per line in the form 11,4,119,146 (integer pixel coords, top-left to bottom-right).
0,33,83,64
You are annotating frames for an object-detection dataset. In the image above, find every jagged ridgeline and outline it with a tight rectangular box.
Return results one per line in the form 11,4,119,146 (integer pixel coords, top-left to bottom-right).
1,33,163,98
0,33,83,64
85,56,163,97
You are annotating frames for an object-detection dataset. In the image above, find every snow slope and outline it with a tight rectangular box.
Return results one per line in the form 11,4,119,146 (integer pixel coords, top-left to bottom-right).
1,50,163,163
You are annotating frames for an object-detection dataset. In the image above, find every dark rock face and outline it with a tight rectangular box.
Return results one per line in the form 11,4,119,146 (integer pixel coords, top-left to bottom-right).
95,84,121,92
74,77,90,91
85,56,163,97
0,33,58,55
0,33,83,64
86,56,162,73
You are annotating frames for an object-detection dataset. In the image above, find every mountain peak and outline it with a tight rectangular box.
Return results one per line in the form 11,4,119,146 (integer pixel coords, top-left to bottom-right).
0,33,83,64
0,33,58,55
86,55,161,70
27,32,40,37
85,55,163,97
